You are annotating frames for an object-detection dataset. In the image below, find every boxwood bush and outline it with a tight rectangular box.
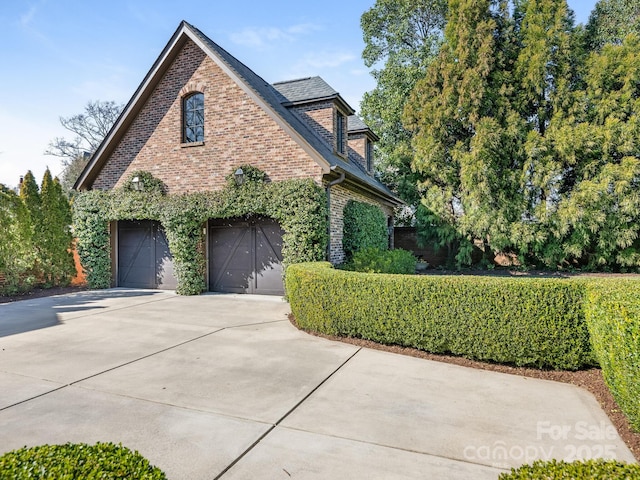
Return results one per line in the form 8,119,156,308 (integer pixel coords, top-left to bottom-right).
287,264,640,430
348,247,416,274
498,459,640,479
286,263,594,369
0,442,166,479
584,280,640,431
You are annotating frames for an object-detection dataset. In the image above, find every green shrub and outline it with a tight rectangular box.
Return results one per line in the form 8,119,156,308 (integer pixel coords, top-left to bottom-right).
498,459,640,479
342,200,387,259
0,442,167,479
350,247,416,274
286,263,594,369
585,279,640,431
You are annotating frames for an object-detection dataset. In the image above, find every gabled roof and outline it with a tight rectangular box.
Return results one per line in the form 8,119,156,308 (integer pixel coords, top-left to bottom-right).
273,76,338,103
347,115,368,132
74,21,401,206
347,114,379,141
272,76,354,115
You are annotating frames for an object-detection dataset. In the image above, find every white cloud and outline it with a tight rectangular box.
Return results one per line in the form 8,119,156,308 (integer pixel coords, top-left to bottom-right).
71,75,132,103
229,23,321,49
301,51,356,69
20,5,38,27
283,50,357,79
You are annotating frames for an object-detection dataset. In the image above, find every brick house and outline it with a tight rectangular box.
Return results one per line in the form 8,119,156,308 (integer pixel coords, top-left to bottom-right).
75,21,401,295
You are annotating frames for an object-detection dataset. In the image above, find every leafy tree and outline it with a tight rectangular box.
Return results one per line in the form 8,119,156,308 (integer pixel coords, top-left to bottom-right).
360,0,447,207
585,0,640,49
46,100,123,193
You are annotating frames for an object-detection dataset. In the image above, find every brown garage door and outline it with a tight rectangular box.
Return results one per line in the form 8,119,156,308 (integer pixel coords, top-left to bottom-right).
209,218,284,295
118,220,177,290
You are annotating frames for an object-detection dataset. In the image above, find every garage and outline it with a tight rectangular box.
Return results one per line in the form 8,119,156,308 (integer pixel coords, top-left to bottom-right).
209,218,284,295
117,220,177,289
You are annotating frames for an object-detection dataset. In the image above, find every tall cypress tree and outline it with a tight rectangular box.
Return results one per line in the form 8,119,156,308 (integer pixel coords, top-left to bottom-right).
40,169,55,285
543,34,640,268
401,0,640,269
512,0,579,263
404,0,522,265
19,170,43,279
51,176,75,284
40,169,75,285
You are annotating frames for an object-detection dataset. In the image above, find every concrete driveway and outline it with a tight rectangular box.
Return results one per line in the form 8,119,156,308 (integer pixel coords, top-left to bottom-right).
0,289,635,479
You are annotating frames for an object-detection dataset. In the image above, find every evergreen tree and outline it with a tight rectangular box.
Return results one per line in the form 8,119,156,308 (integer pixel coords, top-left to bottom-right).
40,169,55,284
542,34,640,268
19,171,43,278
399,0,640,269
40,169,75,285
404,0,521,264
0,185,36,293
512,0,580,263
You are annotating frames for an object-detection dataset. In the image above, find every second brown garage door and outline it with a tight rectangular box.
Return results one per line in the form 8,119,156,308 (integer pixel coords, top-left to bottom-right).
208,218,284,295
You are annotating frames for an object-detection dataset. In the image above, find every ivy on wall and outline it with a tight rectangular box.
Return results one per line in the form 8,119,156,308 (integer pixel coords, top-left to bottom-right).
342,199,388,259
72,168,328,295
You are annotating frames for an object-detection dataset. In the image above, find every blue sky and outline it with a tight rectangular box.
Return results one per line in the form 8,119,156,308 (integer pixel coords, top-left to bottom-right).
0,0,597,188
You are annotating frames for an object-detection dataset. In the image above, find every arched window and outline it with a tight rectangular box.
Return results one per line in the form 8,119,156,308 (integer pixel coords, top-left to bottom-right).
183,92,204,143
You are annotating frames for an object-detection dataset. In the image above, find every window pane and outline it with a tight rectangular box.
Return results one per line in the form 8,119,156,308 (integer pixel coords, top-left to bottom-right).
183,93,204,143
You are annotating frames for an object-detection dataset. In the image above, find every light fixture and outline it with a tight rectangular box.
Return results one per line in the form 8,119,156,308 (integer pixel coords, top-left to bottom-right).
234,168,244,186
131,176,144,191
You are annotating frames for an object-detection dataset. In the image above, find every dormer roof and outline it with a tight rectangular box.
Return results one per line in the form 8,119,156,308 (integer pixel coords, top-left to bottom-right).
348,114,379,141
273,76,355,114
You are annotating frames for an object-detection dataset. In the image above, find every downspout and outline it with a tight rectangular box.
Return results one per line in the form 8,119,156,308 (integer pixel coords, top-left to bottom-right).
326,170,346,262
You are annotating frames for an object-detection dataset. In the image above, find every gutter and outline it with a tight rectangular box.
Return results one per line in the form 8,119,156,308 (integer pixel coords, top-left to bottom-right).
326,169,346,262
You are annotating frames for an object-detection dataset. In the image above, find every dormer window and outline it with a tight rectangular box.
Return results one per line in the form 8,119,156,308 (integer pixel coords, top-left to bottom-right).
365,139,374,172
183,92,204,143
336,110,345,155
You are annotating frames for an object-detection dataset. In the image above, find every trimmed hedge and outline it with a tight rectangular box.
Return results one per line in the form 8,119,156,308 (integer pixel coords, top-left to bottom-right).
498,459,640,479
585,280,640,431
349,247,417,274
286,263,594,369
287,263,640,430
0,442,166,479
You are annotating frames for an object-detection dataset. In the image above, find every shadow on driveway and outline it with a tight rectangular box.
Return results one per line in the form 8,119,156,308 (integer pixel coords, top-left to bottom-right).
0,289,163,338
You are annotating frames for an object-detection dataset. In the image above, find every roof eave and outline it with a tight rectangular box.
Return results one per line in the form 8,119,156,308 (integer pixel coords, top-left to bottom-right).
281,94,355,116
328,166,404,207
347,128,380,142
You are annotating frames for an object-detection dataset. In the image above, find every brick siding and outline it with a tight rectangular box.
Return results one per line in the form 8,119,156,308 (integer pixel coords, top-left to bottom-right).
348,133,368,173
327,182,394,264
93,39,324,193
90,36,395,268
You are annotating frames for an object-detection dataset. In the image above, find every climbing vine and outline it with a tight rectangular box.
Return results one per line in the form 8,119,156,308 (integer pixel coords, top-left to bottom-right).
72,169,328,295
342,199,388,259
